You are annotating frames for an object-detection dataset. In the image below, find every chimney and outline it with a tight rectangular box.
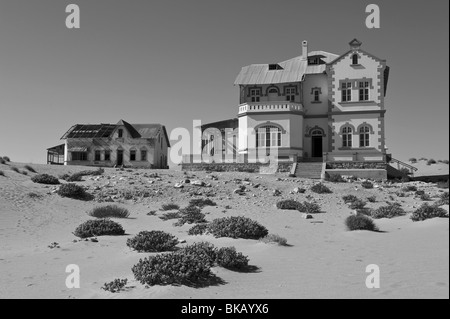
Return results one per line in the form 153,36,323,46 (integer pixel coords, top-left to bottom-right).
302,40,308,61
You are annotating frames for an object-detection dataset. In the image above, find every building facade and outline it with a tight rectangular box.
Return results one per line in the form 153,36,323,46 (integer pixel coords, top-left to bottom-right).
202,39,390,166
58,120,170,169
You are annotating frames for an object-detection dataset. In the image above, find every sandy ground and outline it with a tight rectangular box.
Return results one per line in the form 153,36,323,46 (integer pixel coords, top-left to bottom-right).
0,161,448,299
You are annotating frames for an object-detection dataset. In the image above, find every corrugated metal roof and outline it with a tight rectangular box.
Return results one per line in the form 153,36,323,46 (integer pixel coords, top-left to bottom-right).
234,51,339,85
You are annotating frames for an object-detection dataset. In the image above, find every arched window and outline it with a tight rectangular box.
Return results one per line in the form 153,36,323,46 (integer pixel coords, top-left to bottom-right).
359,126,370,147
342,127,353,148
311,129,323,137
352,54,359,65
268,88,278,94
256,126,282,148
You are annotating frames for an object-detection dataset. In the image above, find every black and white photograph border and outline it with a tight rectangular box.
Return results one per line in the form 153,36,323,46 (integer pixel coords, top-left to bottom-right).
0,0,448,302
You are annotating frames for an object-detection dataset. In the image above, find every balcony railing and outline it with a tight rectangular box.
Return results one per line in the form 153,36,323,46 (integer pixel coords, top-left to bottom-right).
239,102,303,115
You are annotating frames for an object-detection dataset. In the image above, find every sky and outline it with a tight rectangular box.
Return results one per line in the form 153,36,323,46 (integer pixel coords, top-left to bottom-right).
0,0,448,165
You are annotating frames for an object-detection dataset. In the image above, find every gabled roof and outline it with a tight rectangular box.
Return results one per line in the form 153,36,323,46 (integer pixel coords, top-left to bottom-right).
234,51,339,85
61,120,171,147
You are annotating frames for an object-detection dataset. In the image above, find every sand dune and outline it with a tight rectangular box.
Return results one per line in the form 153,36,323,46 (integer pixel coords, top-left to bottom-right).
0,162,448,299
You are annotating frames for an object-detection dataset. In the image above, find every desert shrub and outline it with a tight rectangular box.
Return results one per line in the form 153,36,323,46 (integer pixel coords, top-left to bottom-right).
0,158,5,165
349,199,367,210
371,204,406,219
437,192,449,205
427,159,437,165
73,219,125,238
215,247,249,270
361,181,374,189
420,193,432,201
102,279,128,293
437,180,449,189
402,185,417,192
24,165,37,173
2,156,10,162
345,215,378,232
21,171,28,176
342,195,359,204
159,211,182,221
276,199,302,210
188,224,209,236
326,174,345,183
127,231,178,253
10,166,19,173
399,168,411,176
419,157,428,161
442,160,449,165
59,174,71,181
367,196,377,203
415,190,425,196
57,183,88,200
132,252,213,287
161,203,180,211
175,206,207,226
27,192,43,199
180,242,217,267
260,234,288,246
208,216,268,240
31,174,60,185
66,168,104,182
298,201,322,214
310,183,332,194
0,170,5,177
88,205,130,219
411,204,448,222
401,175,411,183
409,158,417,163
188,198,217,208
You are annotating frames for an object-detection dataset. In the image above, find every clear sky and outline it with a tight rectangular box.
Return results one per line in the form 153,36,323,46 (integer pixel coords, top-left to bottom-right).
0,0,448,164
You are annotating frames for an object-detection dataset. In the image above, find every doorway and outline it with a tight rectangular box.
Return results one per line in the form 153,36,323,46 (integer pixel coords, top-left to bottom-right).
311,136,323,158
117,150,124,166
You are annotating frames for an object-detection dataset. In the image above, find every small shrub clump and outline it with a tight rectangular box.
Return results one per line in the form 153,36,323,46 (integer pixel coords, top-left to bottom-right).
127,231,178,253
66,168,104,182
409,158,417,164
2,156,10,162
0,170,5,177
31,174,60,185
161,203,180,211
24,165,37,173
132,253,213,287
88,205,130,219
0,158,5,165
367,196,377,203
411,204,448,222
345,215,378,232
188,198,217,208
180,242,217,267
420,193,432,201
260,234,288,246
437,180,449,189
276,199,302,210
371,204,406,219
349,199,367,210
159,211,182,221
427,159,437,165
188,224,209,236
10,166,20,173
310,183,333,194
342,195,359,204
297,201,322,214
215,247,249,270
208,216,268,240
57,183,88,200
326,174,345,183
437,192,449,206
402,185,417,192
74,219,125,238
361,181,374,189
175,206,207,226
102,279,128,293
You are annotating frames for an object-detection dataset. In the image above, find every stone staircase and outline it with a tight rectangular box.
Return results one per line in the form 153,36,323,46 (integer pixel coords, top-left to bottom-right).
294,162,323,179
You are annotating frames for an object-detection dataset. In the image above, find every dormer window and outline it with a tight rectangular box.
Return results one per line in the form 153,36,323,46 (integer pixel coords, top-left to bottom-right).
118,129,123,138
352,54,359,65
268,64,282,70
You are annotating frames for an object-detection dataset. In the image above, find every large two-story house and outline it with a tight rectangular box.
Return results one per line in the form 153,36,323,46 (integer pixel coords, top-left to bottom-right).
195,39,391,178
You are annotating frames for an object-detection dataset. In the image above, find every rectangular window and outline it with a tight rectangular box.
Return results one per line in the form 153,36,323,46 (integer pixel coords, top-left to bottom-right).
72,152,87,161
360,134,370,147
95,150,101,161
359,81,370,101
141,150,147,161
250,89,261,102
104,151,111,161
341,82,352,102
286,87,296,102
130,150,136,161
118,129,123,138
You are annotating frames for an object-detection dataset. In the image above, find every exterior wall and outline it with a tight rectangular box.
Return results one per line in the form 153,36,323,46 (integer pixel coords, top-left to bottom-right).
238,113,303,160
153,131,169,169
302,74,329,115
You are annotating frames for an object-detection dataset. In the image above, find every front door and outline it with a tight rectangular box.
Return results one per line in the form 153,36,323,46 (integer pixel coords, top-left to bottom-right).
117,150,124,166
311,136,323,158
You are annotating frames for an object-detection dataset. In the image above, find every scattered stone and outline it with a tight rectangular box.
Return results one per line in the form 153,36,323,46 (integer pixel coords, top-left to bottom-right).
191,180,205,187
174,183,184,189
273,189,282,196
302,214,313,219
